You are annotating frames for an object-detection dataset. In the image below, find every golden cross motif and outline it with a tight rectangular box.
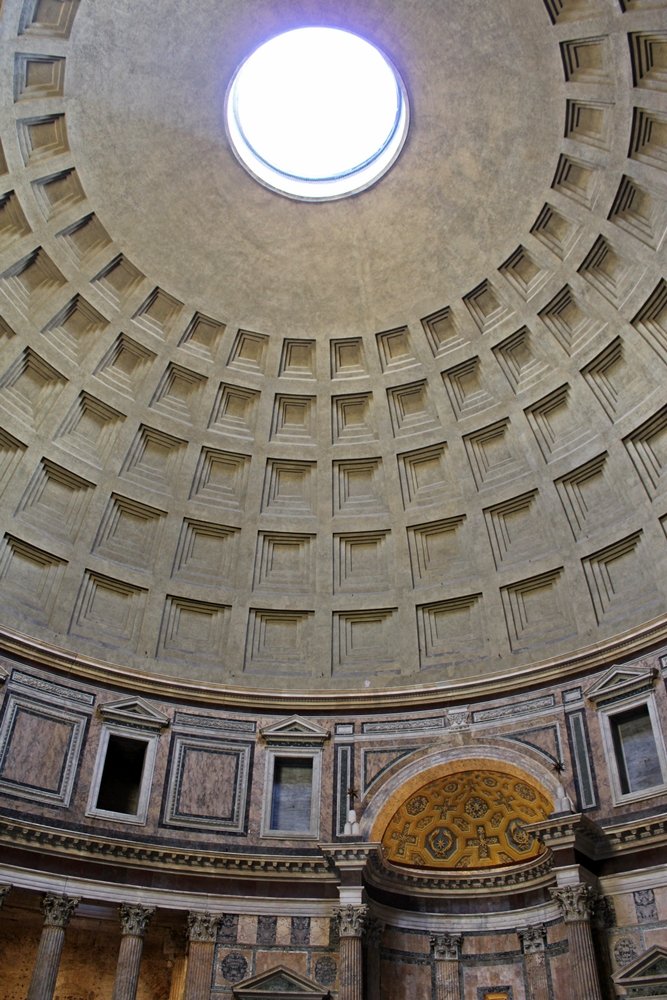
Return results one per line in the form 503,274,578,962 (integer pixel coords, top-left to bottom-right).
466,825,500,859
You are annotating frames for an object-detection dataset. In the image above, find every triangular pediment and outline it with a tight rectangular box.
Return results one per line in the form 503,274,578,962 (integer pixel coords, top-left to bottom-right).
98,697,170,731
233,964,329,997
614,946,667,991
260,715,329,745
585,665,657,707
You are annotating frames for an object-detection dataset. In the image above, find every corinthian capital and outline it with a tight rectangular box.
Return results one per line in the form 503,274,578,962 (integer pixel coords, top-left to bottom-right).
550,883,596,922
430,933,462,961
336,904,368,937
41,893,80,928
119,903,154,937
518,924,546,954
187,911,221,943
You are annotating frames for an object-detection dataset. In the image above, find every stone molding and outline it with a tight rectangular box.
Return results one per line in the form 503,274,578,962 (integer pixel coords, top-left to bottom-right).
336,904,368,937
367,843,554,894
187,911,221,943
550,883,596,922
431,933,462,960
3,618,667,711
0,817,333,880
41,893,80,928
119,903,154,937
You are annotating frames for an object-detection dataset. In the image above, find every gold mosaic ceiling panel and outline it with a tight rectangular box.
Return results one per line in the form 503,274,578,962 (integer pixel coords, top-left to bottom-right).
382,769,553,870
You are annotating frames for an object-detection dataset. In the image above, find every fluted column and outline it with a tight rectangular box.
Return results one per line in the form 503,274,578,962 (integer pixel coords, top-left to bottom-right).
168,954,188,1000
27,893,80,1000
365,916,384,1000
431,934,462,1000
111,903,155,1000
336,904,368,1000
184,911,220,1000
550,884,603,1000
518,925,549,1000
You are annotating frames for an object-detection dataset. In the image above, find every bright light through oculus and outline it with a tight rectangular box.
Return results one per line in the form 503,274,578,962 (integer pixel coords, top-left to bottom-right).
225,27,409,201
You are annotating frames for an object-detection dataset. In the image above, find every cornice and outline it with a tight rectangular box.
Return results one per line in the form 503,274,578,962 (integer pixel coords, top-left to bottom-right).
528,811,667,860
0,817,335,881
365,846,555,896
1,616,666,711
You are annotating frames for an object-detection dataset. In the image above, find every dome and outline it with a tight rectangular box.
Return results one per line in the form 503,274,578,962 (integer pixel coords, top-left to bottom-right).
0,0,664,703
0,4,666,999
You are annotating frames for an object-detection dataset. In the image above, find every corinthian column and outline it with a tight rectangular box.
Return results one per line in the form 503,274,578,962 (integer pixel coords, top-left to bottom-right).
111,903,155,1000
336,904,368,1000
27,893,80,1000
518,925,549,1000
184,911,220,1000
431,934,462,1000
550,884,603,1000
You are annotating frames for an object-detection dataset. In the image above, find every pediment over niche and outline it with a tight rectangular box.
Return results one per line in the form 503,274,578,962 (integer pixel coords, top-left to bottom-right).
259,716,329,746
613,945,667,996
232,964,329,998
585,664,657,708
98,696,170,731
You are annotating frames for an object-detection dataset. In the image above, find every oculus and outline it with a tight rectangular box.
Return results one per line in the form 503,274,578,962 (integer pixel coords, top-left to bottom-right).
225,27,409,200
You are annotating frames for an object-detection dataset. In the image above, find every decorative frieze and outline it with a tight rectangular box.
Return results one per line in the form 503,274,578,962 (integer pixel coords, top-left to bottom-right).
634,888,658,922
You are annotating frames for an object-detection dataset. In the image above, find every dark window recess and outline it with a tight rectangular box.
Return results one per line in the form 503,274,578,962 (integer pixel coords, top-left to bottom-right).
270,757,313,832
95,735,147,814
611,705,663,794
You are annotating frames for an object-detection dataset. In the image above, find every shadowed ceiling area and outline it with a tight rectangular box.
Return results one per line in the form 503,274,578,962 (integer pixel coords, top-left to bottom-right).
0,0,665,694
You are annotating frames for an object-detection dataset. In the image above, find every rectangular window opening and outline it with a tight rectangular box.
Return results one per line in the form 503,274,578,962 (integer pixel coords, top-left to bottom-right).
95,734,147,814
611,704,663,795
270,756,313,832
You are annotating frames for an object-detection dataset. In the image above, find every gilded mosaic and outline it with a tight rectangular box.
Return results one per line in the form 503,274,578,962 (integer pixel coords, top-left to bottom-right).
381,769,552,869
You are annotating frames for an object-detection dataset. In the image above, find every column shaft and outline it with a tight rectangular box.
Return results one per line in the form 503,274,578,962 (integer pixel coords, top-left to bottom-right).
340,934,364,1000
183,940,216,1000
434,958,460,1000
112,933,145,1000
168,954,188,1000
524,952,549,1000
27,924,66,1000
568,919,603,1000
27,894,79,1000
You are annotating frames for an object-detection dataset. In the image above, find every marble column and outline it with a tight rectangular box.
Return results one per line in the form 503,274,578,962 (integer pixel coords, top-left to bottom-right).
336,904,368,1000
168,954,188,1000
365,916,384,1000
431,934,462,1000
518,925,549,1000
111,903,155,1000
27,893,80,1000
550,884,603,1000
184,911,221,1000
